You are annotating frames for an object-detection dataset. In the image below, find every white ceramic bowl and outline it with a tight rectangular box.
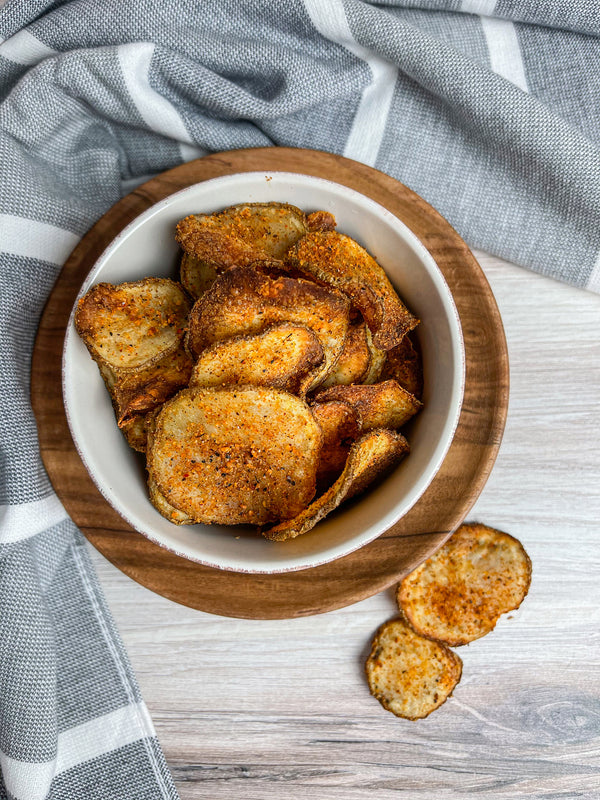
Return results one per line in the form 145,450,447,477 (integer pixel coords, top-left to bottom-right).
63,172,465,573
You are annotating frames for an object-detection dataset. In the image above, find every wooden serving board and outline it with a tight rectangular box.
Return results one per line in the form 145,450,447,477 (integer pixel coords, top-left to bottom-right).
31,147,508,619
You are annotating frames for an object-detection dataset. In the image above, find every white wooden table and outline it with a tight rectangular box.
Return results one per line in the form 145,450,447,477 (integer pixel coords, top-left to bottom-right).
91,252,600,800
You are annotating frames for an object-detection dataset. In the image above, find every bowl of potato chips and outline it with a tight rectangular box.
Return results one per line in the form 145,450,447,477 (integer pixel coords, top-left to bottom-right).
63,171,465,573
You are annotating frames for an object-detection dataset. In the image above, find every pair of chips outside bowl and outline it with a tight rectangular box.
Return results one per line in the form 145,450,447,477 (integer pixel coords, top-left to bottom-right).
366,524,532,719
63,171,465,574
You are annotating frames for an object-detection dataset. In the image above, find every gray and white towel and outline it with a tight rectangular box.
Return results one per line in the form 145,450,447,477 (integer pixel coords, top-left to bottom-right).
2,2,599,798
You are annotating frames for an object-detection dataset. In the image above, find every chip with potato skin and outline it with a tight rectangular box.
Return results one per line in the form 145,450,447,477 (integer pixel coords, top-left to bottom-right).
362,327,387,385
319,321,370,389
148,473,195,525
313,380,422,431
175,202,337,276
397,523,532,646
148,386,322,526
146,400,194,522
120,413,148,453
78,280,192,451
75,278,190,371
99,346,194,428
262,428,409,541
310,400,361,490
180,252,218,300
381,335,424,399
186,266,350,391
189,323,323,396
287,230,419,350
365,617,462,720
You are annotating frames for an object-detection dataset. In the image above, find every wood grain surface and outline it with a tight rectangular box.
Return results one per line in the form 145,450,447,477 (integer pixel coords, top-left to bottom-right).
31,148,508,619
92,251,600,800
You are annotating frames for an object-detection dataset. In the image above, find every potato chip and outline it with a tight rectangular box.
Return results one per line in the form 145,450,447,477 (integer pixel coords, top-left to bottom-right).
120,414,148,453
313,380,422,431
365,618,462,719
120,391,186,454
79,282,193,451
287,230,419,350
180,252,218,299
148,473,195,525
101,346,194,427
148,386,322,525
319,321,370,389
305,210,337,231
397,523,532,646
75,278,189,370
381,335,423,399
175,202,337,274
362,327,387,385
186,266,350,390
310,400,361,489
189,323,323,395
263,428,409,541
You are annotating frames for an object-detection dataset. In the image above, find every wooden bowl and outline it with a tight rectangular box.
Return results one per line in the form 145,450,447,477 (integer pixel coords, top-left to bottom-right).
32,147,508,618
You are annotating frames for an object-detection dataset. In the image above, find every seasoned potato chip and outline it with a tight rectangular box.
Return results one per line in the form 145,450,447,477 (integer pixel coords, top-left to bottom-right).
175,203,336,274
398,523,532,646
79,281,193,452
362,327,387,385
75,278,190,371
122,402,164,454
310,400,361,489
381,335,423,399
187,266,350,390
306,210,337,231
189,323,323,395
365,618,462,719
263,428,409,541
148,473,195,525
319,321,370,389
314,380,422,431
287,231,419,350
180,252,218,299
120,414,148,453
101,347,194,427
148,386,322,525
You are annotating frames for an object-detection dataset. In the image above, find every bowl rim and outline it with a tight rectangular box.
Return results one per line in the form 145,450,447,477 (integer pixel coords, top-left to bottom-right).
62,170,466,573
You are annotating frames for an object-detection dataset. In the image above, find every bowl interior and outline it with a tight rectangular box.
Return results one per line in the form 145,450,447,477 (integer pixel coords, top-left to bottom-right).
63,172,464,573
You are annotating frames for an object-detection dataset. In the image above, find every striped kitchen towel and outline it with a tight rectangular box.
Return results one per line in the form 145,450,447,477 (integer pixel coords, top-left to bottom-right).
2,1,600,798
